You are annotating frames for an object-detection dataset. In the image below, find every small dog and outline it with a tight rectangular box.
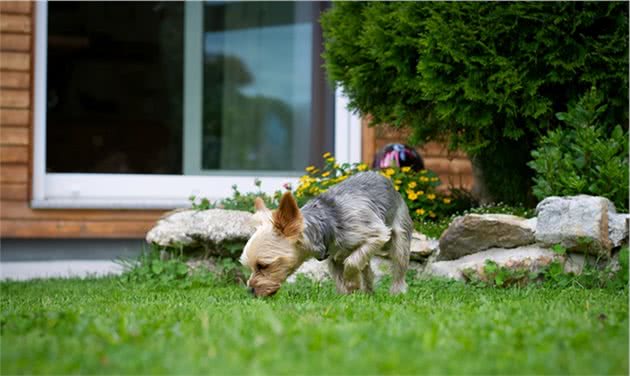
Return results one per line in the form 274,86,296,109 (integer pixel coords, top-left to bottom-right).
240,171,412,297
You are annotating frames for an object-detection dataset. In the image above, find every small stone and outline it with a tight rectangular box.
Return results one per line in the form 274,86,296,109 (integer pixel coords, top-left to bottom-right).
437,214,535,261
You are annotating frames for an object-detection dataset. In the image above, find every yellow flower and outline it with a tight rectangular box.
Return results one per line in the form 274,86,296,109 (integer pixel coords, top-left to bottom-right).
417,190,424,195
420,169,428,174
431,177,439,182
334,163,340,169
384,168,395,176
427,193,436,200
357,163,368,172
305,166,315,172
323,152,332,158
326,157,335,163
416,208,425,215
401,166,411,173
312,168,319,174
394,179,402,185
380,172,391,179
420,176,429,182
296,191,303,198
301,182,311,190
408,181,417,189
443,198,451,204
322,171,330,177
429,211,436,218
337,175,348,182
407,191,418,201
394,185,400,191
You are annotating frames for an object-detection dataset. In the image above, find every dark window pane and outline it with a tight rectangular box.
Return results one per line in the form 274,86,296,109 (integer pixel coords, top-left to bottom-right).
46,2,184,174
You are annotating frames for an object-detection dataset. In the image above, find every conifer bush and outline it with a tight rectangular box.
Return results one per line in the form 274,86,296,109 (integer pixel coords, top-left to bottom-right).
321,2,629,204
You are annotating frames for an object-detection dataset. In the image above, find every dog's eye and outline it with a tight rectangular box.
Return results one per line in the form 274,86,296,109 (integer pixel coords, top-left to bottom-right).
256,262,267,270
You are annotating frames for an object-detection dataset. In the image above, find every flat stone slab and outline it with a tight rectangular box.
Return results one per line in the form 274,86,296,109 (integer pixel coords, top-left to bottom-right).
428,245,562,281
438,214,535,261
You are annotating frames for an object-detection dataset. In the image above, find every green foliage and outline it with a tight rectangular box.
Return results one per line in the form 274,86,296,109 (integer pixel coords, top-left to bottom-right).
1,277,628,374
190,178,283,212
121,247,246,288
297,153,456,221
321,2,629,204
465,247,629,290
529,88,629,211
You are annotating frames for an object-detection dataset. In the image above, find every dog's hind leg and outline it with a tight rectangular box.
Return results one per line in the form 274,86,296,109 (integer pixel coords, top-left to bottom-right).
389,206,412,294
343,225,390,293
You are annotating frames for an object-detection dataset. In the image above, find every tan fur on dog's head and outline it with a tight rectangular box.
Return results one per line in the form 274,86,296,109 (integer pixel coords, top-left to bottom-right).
240,193,305,297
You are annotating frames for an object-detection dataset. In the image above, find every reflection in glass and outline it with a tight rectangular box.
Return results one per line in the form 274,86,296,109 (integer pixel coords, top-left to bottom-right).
202,2,331,172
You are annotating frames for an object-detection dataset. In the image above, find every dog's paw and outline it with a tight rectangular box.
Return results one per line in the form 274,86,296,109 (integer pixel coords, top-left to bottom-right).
389,281,408,295
343,278,361,293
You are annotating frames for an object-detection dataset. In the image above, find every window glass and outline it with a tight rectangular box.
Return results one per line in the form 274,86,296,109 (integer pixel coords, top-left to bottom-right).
46,2,333,175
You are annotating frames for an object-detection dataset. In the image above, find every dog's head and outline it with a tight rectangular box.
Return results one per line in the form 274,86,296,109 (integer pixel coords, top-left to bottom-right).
240,192,305,297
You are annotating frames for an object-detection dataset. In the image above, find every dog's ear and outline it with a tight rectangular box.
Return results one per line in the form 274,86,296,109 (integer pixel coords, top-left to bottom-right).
273,192,303,239
251,197,272,227
254,197,268,212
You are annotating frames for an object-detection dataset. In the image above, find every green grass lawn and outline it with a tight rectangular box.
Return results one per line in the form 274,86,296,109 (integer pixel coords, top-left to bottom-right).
1,276,628,375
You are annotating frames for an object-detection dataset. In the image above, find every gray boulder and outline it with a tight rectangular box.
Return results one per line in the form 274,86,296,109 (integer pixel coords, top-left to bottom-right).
535,195,613,256
146,209,255,257
428,245,562,281
437,214,536,261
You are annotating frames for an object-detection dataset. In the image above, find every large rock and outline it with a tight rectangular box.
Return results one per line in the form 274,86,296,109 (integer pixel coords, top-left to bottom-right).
146,209,255,257
437,214,535,261
608,212,629,248
535,195,613,256
428,245,562,281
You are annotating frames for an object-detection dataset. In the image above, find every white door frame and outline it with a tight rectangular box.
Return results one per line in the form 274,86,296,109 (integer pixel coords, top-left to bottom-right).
31,2,361,209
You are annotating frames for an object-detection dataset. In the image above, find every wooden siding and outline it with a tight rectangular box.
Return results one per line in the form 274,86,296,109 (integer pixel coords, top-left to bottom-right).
0,3,164,239
361,118,474,191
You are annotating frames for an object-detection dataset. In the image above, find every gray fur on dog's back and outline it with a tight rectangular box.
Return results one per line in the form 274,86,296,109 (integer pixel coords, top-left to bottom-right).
300,171,413,261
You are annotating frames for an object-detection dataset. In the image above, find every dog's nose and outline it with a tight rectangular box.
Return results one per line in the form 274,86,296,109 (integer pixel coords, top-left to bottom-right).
248,287,255,295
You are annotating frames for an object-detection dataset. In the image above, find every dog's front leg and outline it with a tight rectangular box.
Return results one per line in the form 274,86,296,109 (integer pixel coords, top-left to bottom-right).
328,258,350,294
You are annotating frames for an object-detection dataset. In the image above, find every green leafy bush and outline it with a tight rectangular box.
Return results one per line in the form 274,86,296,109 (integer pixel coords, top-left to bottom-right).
321,2,629,204
528,88,629,211
190,179,282,212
